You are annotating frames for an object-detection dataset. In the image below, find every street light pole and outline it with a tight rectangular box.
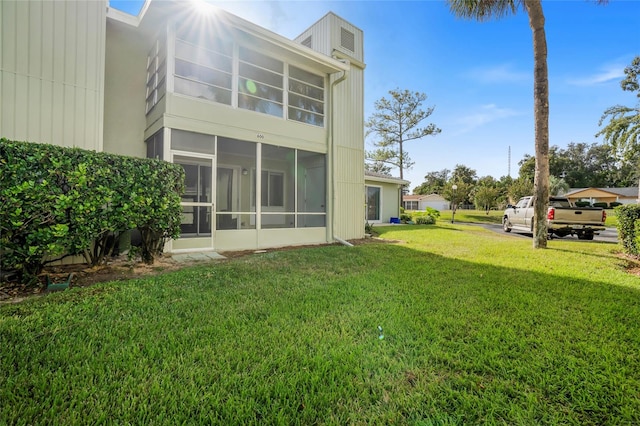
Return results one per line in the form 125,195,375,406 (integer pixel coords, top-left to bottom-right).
451,184,458,224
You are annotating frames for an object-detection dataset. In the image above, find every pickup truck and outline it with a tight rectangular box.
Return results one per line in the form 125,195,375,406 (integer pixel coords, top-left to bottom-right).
502,196,606,240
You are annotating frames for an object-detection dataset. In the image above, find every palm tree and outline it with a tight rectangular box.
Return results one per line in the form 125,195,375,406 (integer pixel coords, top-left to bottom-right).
447,0,549,248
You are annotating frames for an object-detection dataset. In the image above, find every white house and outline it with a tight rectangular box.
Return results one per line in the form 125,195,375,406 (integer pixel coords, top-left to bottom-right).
1,0,367,253
403,194,450,211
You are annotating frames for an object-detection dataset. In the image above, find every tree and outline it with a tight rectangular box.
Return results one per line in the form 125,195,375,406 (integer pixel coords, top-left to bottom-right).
413,169,450,195
549,175,569,196
447,0,550,248
597,56,640,163
508,177,534,202
365,161,392,176
451,164,478,186
366,89,441,180
442,181,472,212
518,142,636,188
474,185,499,214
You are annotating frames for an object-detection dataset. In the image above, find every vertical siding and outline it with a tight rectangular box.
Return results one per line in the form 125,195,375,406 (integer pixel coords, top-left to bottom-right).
0,0,106,151
298,12,367,241
102,20,148,158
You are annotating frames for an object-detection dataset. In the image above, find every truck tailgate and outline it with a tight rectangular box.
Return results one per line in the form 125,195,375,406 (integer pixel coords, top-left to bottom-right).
549,208,604,225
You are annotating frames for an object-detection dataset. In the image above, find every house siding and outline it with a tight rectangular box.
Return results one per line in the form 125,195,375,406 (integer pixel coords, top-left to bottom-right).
1,0,106,150
103,19,148,158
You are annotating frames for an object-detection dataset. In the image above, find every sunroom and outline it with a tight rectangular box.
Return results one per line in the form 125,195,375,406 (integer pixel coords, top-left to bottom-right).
134,3,350,252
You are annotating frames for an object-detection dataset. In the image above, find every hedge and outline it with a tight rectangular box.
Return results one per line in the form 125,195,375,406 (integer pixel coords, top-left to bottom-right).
615,204,640,258
0,138,184,283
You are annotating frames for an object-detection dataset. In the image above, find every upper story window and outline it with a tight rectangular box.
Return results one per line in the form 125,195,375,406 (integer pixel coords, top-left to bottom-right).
168,24,326,127
288,65,324,126
146,36,166,113
238,47,283,117
174,28,233,105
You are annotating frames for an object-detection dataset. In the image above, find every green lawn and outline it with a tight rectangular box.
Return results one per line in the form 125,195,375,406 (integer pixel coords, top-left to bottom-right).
2,223,640,424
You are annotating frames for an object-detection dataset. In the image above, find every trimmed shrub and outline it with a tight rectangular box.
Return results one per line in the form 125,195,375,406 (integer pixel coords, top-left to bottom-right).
1,139,184,283
400,213,411,223
575,201,591,207
412,210,438,225
615,204,640,258
609,202,622,208
415,215,436,225
593,202,608,209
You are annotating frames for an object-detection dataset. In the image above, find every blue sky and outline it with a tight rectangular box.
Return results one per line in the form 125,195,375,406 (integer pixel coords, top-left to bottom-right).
110,0,640,189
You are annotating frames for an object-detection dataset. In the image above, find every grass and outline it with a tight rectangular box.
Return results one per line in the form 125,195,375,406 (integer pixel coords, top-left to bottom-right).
2,223,640,424
438,209,503,224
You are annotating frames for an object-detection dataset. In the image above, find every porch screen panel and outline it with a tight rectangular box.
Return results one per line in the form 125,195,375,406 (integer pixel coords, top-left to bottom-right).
217,138,256,230
297,150,326,227
261,145,294,228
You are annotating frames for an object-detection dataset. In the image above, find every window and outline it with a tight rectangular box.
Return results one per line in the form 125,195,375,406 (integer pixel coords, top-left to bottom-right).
170,27,326,125
174,35,233,104
145,130,164,160
288,66,325,126
146,36,166,113
403,200,418,210
261,171,284,207
366,186,381,221
238,47,284,117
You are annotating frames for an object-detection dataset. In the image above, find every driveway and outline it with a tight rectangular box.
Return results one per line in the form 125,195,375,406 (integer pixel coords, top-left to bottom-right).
477,223,619,244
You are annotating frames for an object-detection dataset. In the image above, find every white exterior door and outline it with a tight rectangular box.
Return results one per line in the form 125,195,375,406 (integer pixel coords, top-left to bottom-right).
172,152,215,251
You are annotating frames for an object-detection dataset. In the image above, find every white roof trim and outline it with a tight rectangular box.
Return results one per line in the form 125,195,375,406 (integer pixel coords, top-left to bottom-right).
107,0,348,73
365,176,410,186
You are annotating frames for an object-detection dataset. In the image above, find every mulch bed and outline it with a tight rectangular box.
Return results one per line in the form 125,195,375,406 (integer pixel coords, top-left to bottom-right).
0,237,388,304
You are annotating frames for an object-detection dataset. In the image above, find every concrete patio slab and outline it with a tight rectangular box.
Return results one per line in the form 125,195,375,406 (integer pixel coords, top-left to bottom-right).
172,252,227,263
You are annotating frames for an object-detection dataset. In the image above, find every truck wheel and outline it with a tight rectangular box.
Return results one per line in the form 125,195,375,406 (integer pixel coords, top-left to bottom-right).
578,231,594,241
502,217,512,233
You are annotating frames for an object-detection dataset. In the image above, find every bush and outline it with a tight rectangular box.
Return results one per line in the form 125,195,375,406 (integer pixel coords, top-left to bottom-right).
400,213,412,223
575,201,591,207
0,139,184,283
610,202,622,208
424,207,441,219
593,202,608,208
412,210,438,225
615,204,640,258
415,215,436,225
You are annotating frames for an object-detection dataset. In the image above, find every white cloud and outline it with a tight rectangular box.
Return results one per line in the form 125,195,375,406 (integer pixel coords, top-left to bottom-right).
451,104,520,135
568,62,626,86
467,64,530,84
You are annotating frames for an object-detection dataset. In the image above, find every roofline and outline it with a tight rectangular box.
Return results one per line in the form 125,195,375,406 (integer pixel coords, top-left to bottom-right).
107,0,348,73
365,175,410,185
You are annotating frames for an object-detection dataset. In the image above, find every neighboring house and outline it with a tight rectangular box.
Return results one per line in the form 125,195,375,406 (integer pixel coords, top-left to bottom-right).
1,0,366,252
563,188,639,206
364,171,409,224
403,194,450,211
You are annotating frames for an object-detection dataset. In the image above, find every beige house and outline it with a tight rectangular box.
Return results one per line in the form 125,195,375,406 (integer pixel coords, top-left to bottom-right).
564,187,639,206
1,0,367,252
403,194,450,211
364,171,409,224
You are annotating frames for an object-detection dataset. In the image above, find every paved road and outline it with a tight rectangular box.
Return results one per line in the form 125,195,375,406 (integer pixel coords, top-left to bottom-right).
478,223,619,244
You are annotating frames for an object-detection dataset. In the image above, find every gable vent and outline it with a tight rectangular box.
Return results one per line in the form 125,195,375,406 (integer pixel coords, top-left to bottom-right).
340,27,355,52
301,36,312,48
